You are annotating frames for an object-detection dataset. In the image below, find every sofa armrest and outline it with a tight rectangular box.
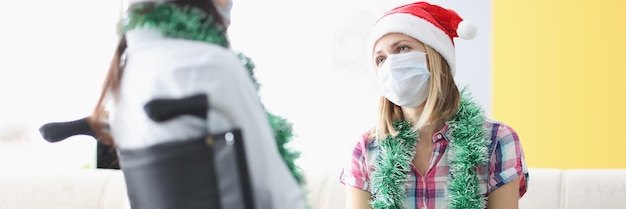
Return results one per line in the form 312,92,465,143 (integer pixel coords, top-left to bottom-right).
519,168,563,209
561,169,626,209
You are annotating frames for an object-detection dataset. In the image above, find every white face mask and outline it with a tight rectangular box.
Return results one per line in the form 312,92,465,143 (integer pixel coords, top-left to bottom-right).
376,51,431,107
215,0,233,26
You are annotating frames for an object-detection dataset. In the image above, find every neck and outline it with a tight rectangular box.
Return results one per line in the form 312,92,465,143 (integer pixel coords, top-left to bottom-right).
418,122,444,143
401,104,425,126
401,104,443,142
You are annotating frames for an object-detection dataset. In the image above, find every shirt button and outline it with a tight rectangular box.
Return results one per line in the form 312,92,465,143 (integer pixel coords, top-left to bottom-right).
436,134,442,139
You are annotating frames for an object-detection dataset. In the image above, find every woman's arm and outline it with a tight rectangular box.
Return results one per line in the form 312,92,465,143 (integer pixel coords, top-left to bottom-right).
485,122,528,209
487,177,521,209
345,186,372,209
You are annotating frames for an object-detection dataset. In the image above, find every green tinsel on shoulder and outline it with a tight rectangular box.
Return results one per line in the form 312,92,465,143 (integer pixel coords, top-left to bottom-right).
235,52,305,185
445,88,490,209
266,112,304,184
370,120,418,209
235,52,260,91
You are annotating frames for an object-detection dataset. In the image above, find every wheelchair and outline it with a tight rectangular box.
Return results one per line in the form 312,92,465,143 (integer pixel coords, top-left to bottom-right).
39,94,254,209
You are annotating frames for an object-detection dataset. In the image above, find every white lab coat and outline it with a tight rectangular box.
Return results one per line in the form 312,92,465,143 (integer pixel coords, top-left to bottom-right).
110,28,306,209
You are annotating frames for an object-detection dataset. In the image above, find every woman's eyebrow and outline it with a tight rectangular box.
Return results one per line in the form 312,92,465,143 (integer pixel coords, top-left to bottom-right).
374,39,412,55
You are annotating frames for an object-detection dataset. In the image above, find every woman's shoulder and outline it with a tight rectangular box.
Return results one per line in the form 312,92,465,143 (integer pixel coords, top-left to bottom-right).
484,119,519,139
128,35,238,68
483,119,528,196
363,128,379,147
484,119,523,155
350,128,378,153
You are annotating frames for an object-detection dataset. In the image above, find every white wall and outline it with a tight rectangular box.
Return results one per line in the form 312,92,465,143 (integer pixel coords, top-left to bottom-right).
0,0,121,170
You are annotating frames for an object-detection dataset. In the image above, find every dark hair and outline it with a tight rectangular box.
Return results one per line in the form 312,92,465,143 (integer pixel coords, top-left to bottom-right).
89,0,226,145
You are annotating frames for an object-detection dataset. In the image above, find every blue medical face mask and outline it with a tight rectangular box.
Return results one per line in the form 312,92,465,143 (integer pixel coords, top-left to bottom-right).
376,51,431,107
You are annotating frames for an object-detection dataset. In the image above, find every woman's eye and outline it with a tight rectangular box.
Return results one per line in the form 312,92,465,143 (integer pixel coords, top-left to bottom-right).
376,57,386,65
399,45,410,52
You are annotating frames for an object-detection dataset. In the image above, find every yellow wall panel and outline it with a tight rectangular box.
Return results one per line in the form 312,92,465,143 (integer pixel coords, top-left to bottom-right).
493,0,626,168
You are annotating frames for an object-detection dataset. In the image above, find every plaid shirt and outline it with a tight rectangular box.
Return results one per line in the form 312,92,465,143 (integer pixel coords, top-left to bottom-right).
339,120,528,209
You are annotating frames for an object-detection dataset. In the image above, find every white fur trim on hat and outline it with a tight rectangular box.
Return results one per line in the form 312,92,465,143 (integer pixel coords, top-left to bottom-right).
369,13,457,75
457,20,477,40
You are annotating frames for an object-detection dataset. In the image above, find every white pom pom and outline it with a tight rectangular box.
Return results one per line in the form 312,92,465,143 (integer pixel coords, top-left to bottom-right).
457,20,477,40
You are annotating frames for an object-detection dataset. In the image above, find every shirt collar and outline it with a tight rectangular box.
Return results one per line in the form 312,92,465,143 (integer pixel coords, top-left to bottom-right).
433,124,450,143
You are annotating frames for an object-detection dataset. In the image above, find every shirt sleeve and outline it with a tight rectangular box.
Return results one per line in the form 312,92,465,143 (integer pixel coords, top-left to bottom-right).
487,123,529,197
339,132,372,192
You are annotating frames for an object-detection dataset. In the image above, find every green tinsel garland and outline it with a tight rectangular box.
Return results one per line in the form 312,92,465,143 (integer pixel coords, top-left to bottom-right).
237,51,311,209
370,120,418,209
121,2,229,48
446,89,490,209
236,52,305,185
370,88,490,209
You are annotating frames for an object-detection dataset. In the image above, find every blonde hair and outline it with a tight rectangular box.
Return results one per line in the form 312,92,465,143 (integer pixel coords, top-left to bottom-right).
374,45,460,139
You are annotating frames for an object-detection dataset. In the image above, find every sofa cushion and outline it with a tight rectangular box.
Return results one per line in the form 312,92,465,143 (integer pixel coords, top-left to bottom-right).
0,169,128,209
318,170,347,209
303,163,346,209
561,169,626,209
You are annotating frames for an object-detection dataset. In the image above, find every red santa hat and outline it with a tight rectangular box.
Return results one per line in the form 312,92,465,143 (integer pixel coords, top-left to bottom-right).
369,1,477,75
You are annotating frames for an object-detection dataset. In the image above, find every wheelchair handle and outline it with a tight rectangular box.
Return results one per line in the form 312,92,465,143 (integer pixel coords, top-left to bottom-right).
143,94,208,122
39,94,209,143
39,117,98,142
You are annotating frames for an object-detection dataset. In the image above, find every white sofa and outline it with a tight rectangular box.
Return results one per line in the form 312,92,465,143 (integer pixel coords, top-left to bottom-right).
0,169,129,209
307,168,626,209
1,168,626,209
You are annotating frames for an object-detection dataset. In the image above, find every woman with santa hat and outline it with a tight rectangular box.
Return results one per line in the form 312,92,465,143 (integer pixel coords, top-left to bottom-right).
87,0,307,208
340,2,529,209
